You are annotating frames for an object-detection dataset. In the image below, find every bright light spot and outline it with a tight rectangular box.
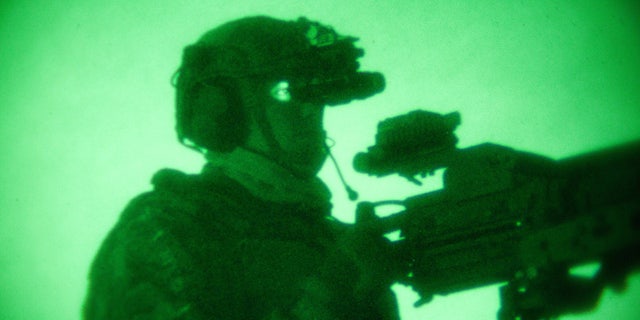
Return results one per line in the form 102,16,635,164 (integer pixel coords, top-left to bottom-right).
384,230,404,241
270,80,292,102
569,261,601,278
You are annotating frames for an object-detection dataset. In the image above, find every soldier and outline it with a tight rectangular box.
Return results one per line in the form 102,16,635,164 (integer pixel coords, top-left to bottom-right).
83,15,398,319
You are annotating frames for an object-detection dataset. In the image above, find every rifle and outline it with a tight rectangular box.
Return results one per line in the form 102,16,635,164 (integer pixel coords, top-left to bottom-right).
352,110,640,319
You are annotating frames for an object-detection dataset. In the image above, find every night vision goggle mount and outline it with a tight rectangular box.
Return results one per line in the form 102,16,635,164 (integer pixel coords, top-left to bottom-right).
287,17,386,106
178,17,385,106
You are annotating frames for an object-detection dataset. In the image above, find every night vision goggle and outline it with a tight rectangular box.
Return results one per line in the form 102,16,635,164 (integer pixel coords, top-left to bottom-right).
269,72,385,106
276,18,386,106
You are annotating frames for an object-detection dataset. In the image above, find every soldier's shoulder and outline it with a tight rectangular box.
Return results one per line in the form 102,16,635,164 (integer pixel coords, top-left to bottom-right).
93,168,241,275
117,168,249,237
115,169,198,226
121,168,224,210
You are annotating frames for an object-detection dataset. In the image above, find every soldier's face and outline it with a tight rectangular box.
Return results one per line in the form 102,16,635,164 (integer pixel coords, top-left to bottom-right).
238,77,328,177
262,81,328,177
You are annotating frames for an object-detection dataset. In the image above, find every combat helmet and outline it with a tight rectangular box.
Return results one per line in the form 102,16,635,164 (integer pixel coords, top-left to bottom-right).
173,16,384,152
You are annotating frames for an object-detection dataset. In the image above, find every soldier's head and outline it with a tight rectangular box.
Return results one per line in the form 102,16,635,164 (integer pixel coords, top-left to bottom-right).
173,16,384,177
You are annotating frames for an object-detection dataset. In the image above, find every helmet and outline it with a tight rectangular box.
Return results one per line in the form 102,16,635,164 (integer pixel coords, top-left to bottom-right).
173,15,384,152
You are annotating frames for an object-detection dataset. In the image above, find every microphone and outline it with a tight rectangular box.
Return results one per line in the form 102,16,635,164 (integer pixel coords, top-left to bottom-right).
325,141,359,201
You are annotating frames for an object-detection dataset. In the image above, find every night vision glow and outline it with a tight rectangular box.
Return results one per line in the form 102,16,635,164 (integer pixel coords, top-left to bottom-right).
270,80,292,102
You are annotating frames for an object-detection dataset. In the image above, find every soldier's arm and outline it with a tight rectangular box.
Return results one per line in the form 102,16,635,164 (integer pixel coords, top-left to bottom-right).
83,193,229,320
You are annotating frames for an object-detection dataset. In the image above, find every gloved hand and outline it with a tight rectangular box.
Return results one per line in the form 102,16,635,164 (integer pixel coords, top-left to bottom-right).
281,202,402,320
333,219,397,298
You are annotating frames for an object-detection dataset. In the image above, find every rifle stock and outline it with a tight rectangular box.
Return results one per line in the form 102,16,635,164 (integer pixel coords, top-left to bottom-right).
354,110,640,319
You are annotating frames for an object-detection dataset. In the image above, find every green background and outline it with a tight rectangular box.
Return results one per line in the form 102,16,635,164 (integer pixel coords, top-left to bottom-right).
1,1,639,319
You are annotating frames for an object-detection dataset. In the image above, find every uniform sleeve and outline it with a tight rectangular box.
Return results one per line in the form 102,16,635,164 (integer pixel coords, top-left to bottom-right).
83,193,234,320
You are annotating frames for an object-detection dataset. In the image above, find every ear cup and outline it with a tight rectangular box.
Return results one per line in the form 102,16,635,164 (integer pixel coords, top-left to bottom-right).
177,78,248,152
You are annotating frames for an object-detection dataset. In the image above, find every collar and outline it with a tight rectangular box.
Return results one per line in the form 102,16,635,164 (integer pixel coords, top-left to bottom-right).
203,148,332,205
